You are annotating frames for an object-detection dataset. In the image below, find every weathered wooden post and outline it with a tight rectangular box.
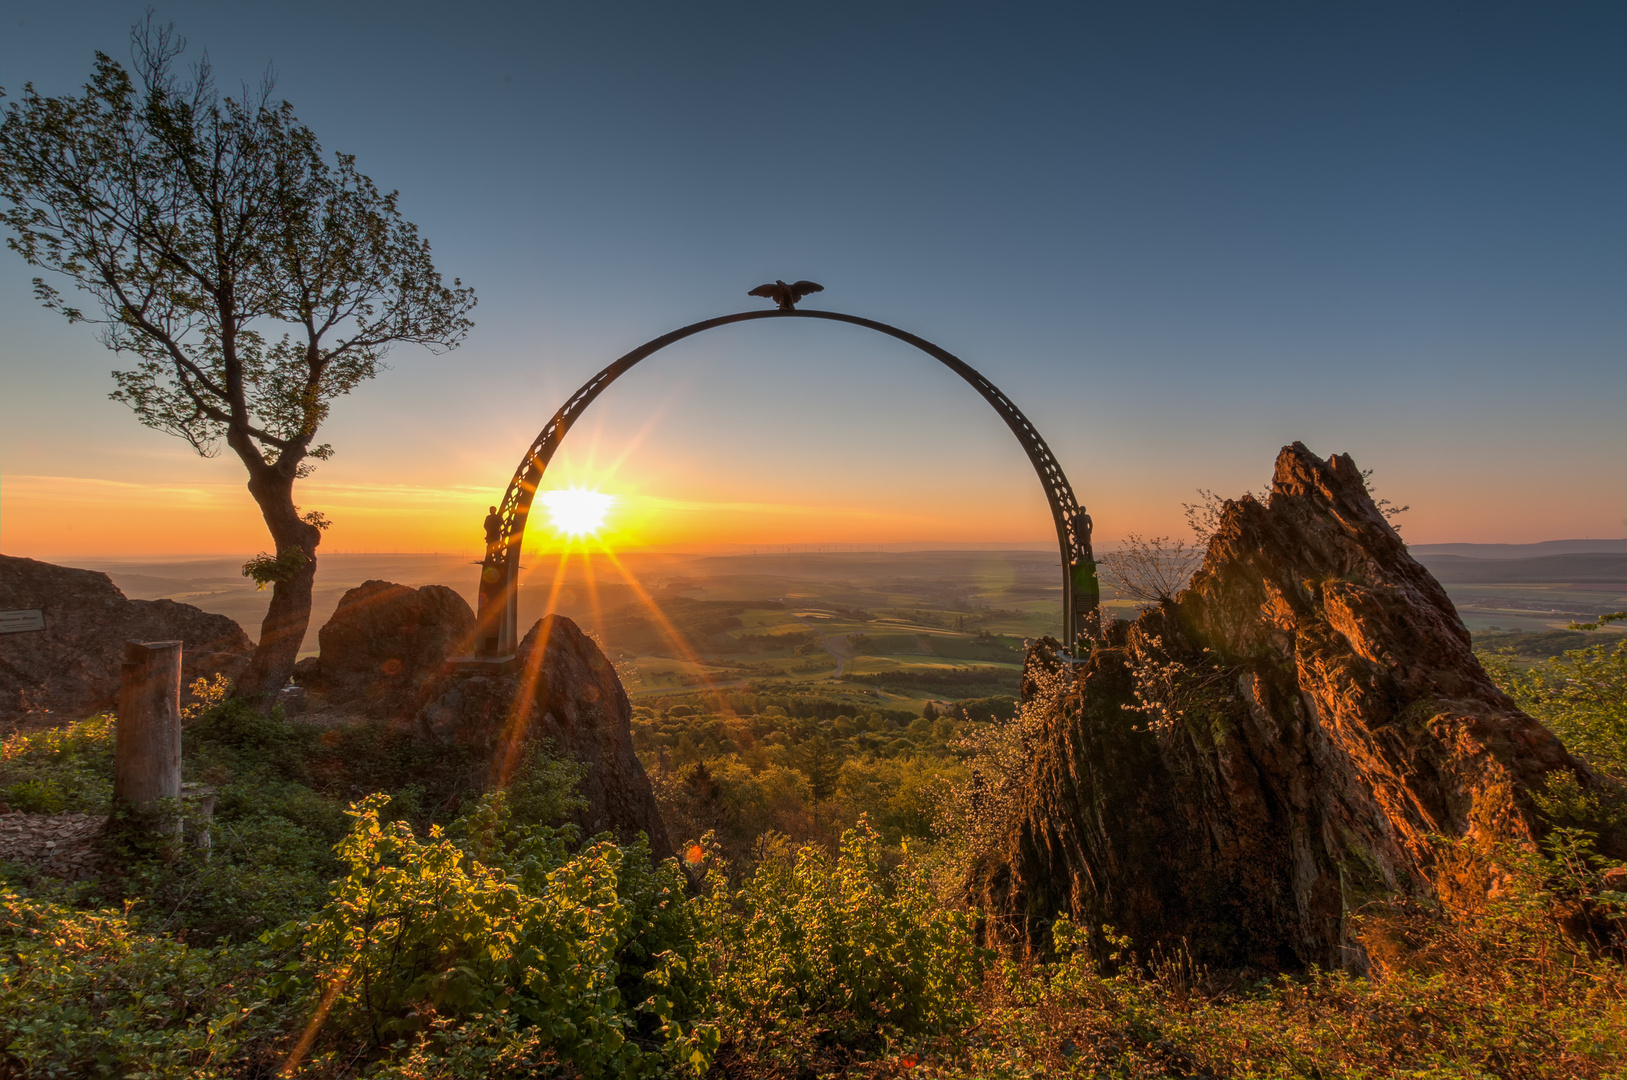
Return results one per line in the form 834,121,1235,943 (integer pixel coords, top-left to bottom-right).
113,640,183,824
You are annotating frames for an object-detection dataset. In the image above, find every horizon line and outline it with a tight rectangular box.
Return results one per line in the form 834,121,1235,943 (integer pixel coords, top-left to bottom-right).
8,536,1623,564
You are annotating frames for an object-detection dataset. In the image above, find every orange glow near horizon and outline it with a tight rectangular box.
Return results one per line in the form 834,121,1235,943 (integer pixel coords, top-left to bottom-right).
3,446,1618,560
0,471,1069,557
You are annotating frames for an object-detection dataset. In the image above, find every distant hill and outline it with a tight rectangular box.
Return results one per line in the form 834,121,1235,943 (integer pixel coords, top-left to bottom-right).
1409,539,1625,559
1414,552,1625,585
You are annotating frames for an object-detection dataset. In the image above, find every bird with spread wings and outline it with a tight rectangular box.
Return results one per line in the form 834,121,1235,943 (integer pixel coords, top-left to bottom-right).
748,279,824,311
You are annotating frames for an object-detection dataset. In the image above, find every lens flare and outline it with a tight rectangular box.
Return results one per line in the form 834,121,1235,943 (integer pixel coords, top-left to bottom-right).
541,487,614,537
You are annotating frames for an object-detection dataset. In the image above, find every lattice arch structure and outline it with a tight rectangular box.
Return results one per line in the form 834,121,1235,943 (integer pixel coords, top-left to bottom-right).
476,309,1099,654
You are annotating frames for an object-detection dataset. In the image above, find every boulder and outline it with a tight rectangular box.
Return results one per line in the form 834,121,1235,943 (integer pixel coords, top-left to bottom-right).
304,585,668,855
419,614,672,858
301,580,476,720
0,555,252,726
969,443,1625,972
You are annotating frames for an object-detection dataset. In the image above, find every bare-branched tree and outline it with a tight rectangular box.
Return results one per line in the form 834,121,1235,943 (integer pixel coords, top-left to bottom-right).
1100,534,1204,608
1359,468,1409,530
0,20,476,703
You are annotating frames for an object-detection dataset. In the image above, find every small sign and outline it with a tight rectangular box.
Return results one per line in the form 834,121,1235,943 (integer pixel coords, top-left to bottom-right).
0,609,46,634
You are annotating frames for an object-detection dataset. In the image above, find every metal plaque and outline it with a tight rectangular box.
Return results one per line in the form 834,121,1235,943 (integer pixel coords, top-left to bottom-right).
0,609,46,634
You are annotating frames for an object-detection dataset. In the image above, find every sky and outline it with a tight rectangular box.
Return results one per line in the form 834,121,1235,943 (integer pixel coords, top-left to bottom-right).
1,0,1623,560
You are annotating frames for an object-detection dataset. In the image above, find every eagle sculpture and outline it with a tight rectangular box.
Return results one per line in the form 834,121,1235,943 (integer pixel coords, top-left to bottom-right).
748,279,824,311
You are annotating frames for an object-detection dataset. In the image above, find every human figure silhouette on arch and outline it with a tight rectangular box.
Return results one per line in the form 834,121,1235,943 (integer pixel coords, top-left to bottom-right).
483,505,503,561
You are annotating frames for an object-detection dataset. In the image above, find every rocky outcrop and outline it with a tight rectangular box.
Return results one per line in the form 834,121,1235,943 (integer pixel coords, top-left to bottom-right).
298,582,669,858
419,615,673,858
970,443,1625,972
0,555,252,726
297,580,476,720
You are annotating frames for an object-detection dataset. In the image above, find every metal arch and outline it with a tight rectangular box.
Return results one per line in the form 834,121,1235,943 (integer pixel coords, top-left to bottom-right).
477,308,1099,654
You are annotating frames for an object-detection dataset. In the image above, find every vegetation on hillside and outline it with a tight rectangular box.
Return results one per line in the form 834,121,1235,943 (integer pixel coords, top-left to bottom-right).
1480,620,1627,779
631,690,1015,859
0,625,1623,1077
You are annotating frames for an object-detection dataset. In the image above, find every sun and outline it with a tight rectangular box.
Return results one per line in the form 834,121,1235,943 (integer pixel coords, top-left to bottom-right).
541,487,614,537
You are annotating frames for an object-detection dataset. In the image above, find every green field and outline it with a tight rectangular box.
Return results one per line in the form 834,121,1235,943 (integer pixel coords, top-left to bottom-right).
547,550,1063,709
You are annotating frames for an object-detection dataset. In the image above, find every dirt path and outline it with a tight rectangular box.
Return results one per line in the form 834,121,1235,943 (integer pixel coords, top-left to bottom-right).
821,631,854,677
789,613,853,677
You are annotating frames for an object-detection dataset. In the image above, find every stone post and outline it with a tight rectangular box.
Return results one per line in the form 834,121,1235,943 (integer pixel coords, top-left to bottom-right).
113,640,183,814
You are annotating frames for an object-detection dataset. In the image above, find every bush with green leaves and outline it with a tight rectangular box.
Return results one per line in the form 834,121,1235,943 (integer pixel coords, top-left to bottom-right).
186,698,322,786
0,887,281,1078
289,793,716,1076
113,804,342,943
1482,632,1627,777
503,740,590,826
454,788,714,1053
98,700,349,941
0,714,116,814
706,816,989,1056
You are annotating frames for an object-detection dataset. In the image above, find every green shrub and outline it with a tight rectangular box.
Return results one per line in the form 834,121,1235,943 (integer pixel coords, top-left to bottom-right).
454,789,714,1050
1482,636,1627,777
75,701,348,942
0,714,116,815
115,804,340,942
0,888,279,1078
4,776,69,813
504,741,590,826
292,793,715,1076
310,720,481,818
186,698,320,785
708,817,988,1053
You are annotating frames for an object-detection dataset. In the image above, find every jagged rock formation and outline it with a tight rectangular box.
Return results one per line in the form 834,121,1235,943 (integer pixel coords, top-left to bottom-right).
295,580,476,720
419,615,673,858
970,443,1625,972
0,555,252,726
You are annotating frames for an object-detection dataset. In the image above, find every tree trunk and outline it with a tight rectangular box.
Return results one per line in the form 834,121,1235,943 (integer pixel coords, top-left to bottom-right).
237,470,321,706
113,640,183,813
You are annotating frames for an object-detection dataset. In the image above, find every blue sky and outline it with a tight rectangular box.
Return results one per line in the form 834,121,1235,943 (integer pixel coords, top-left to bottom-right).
1,0,1622,555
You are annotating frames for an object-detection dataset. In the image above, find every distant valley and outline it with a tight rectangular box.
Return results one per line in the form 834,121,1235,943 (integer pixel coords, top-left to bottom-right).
75,538,1624,712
